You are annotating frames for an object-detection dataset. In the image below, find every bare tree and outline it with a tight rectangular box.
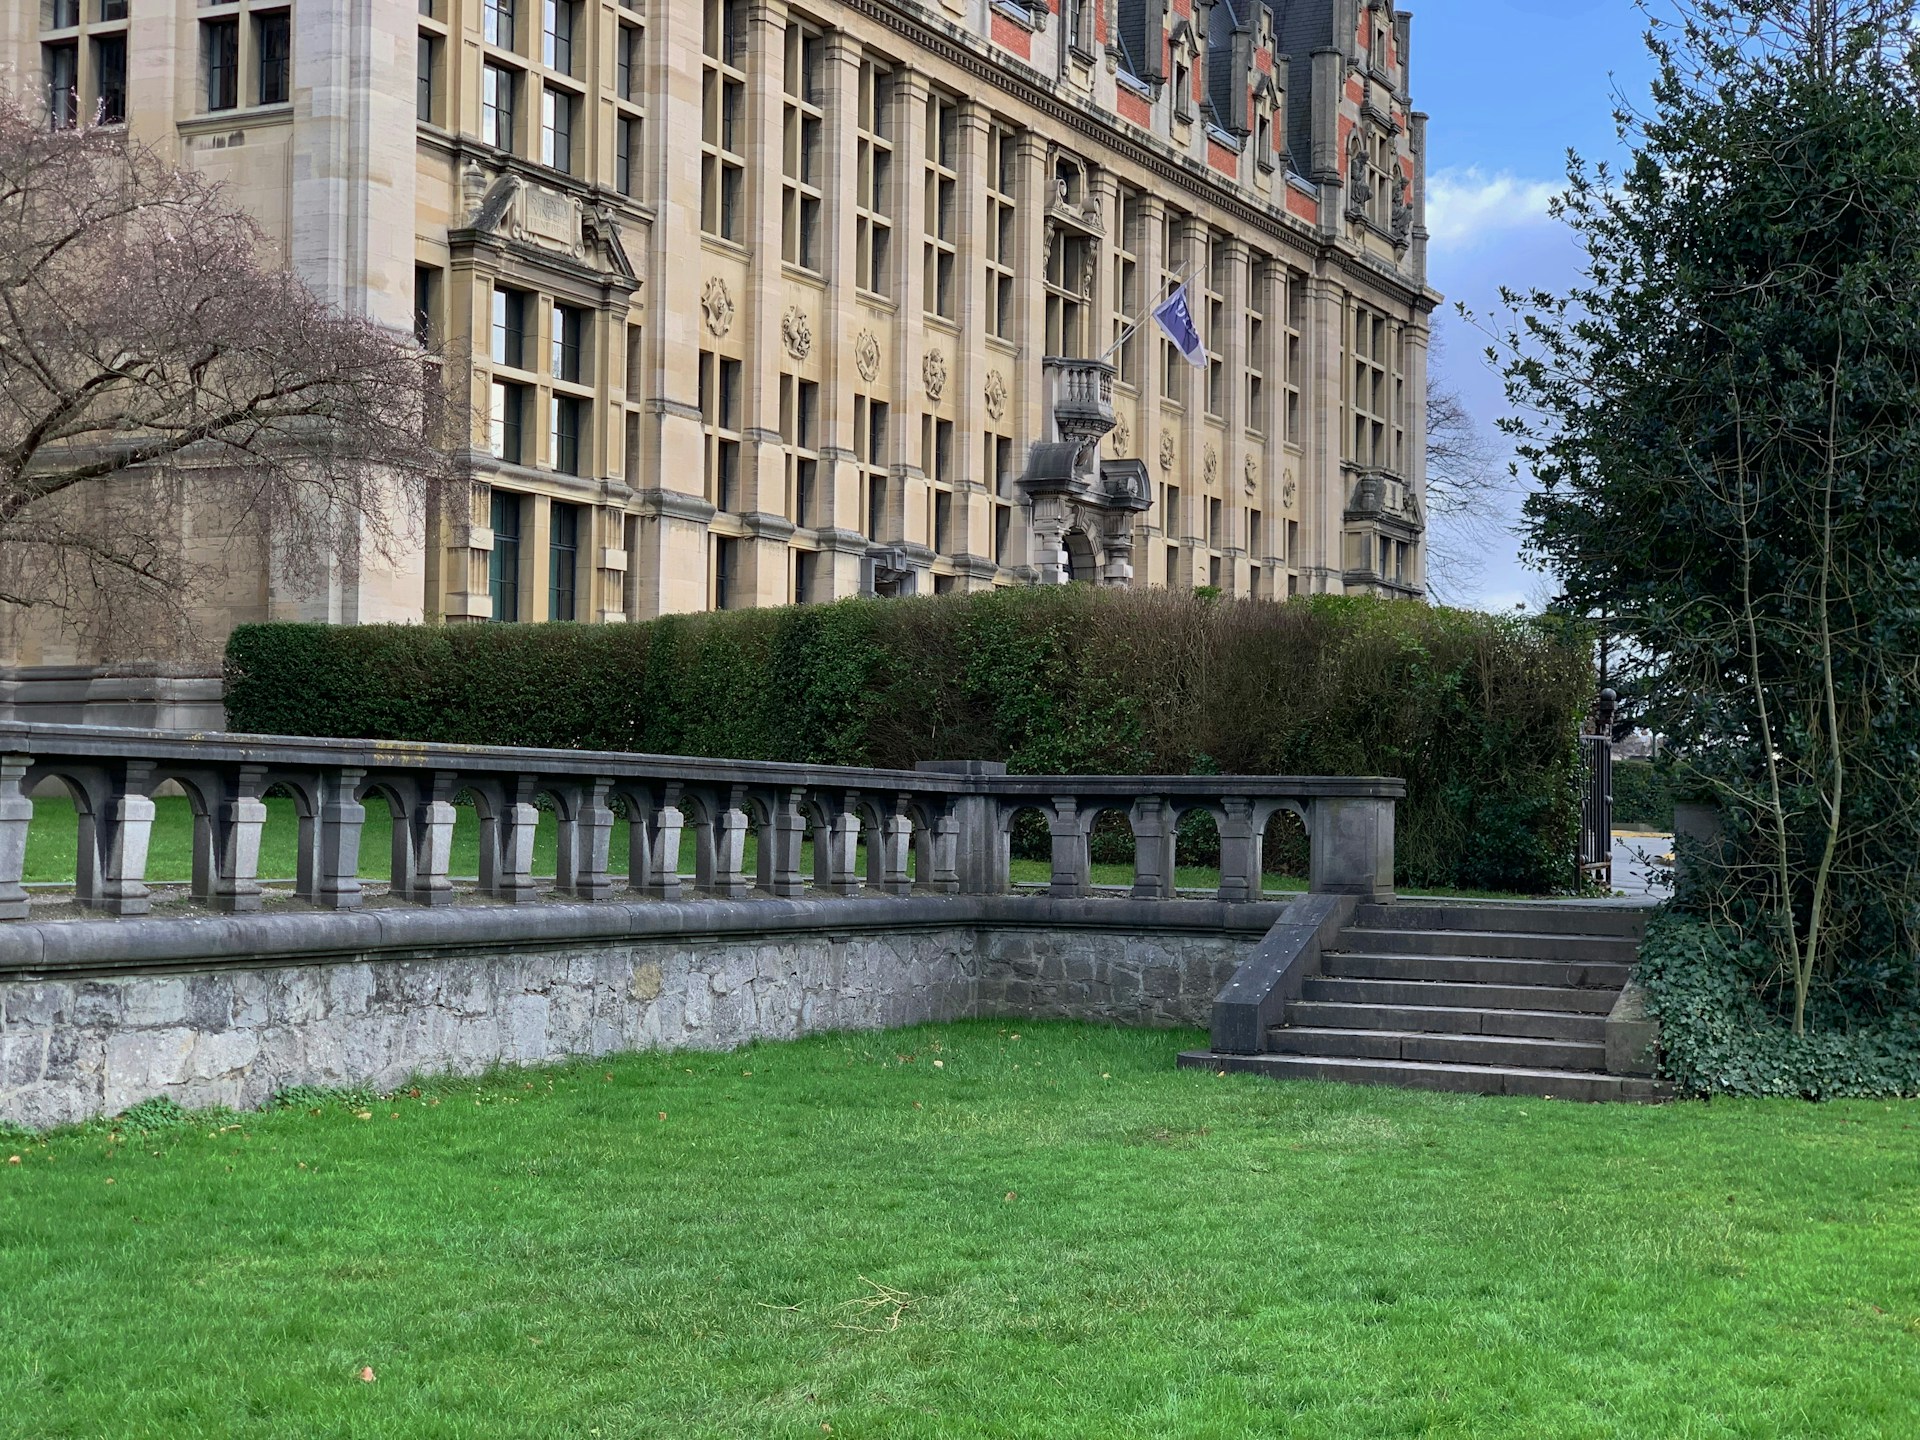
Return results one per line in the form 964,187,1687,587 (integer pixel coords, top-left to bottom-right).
0,93,454,656
1422,323,1505,601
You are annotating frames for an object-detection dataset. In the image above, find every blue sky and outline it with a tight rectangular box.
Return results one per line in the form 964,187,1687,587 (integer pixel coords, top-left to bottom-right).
1412,0,1659,610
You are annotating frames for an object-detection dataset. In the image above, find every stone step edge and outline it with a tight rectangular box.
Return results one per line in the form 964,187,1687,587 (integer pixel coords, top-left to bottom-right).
1178,1050,1670,1098
1304,976,1622,1003
1336,928,1641,946
1267,1025,1606,1054
1325,950,1631,974
1284,1002,1611,1027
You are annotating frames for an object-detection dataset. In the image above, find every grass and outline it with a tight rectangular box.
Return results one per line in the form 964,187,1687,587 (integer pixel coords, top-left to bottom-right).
17,795,1537,900
2,1022,1916,1438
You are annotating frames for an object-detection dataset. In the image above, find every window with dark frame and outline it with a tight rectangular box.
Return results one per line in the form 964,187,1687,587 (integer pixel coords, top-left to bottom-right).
489,490,523,621
483,62,517,150
203,19,238,112
92,34,126,124
255,11,290,106
549,502,580,619
44,42,78,129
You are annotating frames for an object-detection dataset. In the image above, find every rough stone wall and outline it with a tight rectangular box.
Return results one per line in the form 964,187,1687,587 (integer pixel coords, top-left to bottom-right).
0,921,1260,1130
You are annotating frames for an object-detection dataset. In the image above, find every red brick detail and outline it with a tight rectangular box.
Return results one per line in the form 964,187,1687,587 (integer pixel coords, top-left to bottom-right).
1116,87,1153,128
1094,0,1108,44
990,11,1033,59
1347,77,1365,104
1207,138,1238,177
1285,185,1318,222
1338,114,1354,176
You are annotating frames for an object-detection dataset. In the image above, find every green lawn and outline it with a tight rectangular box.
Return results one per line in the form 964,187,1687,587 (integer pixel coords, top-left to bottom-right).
1,1022,1915,1438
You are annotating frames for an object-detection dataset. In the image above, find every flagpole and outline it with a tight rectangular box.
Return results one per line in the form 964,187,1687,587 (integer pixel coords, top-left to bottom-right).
1097,261,1196,363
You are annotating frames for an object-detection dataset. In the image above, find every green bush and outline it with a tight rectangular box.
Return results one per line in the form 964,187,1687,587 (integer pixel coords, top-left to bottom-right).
1611,760,1675,830
1639,911,1920,1098
225,591,1593,893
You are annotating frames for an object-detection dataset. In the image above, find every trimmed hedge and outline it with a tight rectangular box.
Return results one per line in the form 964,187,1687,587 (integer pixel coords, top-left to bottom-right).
1611,760,1676,831
1639,911,1920,1098
225,590,1594,893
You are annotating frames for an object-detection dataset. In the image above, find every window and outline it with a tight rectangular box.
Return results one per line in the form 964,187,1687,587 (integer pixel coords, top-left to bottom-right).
549,502,580,620
98,0,125,14
1250,509,1264,561
1161,211,1186,402
88,35,126,124
1246,255,1268,435
489,490,523,621
1045,229,1091,359
483,63,517,150
616,22,642,101
491,287,528,368
255,10,290,106
44,43,78,130
854,395,888,539
549,395,583,474
1350,306,1402,471
419,0,435,16
489,382,528,463
1205,233,1229,416
543,0,576,74
780,375,820,527
793,550,816,606
1112,187,1142,384
1364,129,1395,230
417,33,438,123
925,417,955,554
542,85,574,172
924,91,959,320
413,266,438,345
985,123,1018,341
700,350,742,513
712,536,738,610
47,0,80,29
986,431,1013,564
855,60,894,295
616,116,642,196
1172,53,1191,120
613,18,645,198
485,0,516,50
1164,483,1182,541
202,19,238,112
781,23,825,271
1283,271,1303,445
701,0,747,241
550,304,584,382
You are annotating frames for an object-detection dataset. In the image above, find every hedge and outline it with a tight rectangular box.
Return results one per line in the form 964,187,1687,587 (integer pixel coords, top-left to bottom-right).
1638,911,1920,1098
1611,760,1676,831
224,590,1594,893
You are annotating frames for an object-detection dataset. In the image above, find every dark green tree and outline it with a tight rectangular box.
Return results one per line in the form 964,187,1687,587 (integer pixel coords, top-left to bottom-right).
1496,0,1920,1031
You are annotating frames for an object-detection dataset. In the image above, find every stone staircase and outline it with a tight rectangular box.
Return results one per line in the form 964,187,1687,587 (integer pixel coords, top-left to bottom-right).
1193,901,1666,1101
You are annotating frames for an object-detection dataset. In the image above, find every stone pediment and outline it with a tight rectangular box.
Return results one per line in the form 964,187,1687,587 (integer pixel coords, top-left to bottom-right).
459,164,637,282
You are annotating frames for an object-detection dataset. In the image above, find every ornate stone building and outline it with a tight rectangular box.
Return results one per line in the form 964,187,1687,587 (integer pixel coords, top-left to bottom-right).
5,0,1435,723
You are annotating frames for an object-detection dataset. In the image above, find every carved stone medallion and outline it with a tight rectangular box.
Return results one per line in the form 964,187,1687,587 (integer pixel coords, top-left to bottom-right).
1244,454,1259,494
1109,417,1131,457
781,307,813,360
855,329,882,383
701,277,734,338
984,369,1009,422
1203,445,1220,487
922,348,948,402
1283,471,1298,507
1159,433,1176,471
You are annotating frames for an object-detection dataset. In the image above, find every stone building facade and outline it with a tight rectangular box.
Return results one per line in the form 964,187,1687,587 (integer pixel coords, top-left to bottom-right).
5,0,1435,722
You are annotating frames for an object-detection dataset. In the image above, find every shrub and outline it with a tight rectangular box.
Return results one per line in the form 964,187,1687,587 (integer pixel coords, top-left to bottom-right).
1610,760,1675,831
225,591,1593,893
1639,911,1920,1098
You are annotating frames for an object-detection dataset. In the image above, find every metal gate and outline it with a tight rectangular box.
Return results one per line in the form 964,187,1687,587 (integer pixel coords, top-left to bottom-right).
1578,734,1613,888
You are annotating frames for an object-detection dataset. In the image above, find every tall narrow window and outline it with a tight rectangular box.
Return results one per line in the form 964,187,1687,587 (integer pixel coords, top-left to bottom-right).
1112,187,1141,384
781,23,825,271
97,0,126,20
202,19,238,112
413,266,438,345
1045,231,1090,359
613,17,645,198
780,375,820,528
483,63,517,150
1246,255,1268,436
1205,233,1229,417
712,536,738,610
1161,211,1186,402
92,35,126,125
44,43,78,130
543,0,576,74
549,502,580,620
700,350,743,513
550,305,583,382
854,61,894,295
925,418,955,554
542,85,574,172
1350,306,1394,469
549,395,583,474
491,287,528,368
47,0,80,29
490,382,527,463
616,22,642,101
701,0,747,241
489,490,523,621
923,91,959,320
617,117,642,196
854,395,888,539
985,123,1018,340
417,33,438,123
986,431,1013,564
485,0,516,50
1283,271,1303,444
255,11,290,106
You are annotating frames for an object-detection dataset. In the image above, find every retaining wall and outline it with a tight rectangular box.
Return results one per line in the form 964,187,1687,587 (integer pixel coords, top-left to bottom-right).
0,896,1278,1128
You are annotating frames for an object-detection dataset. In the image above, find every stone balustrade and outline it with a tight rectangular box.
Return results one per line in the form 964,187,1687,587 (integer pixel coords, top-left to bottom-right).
0,724,1403,921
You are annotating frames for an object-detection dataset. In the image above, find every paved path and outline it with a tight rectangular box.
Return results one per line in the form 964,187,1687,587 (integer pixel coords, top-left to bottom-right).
1610,832,1673,901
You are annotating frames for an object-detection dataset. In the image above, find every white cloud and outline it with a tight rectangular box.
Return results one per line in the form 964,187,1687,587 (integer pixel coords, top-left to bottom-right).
1426,167,1562,250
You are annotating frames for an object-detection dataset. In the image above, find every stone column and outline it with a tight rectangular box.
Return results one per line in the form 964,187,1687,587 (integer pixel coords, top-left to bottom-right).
647,786,685,900
556,778,615,901
479,779,541,905
76,762,156,917
759,787,808,898
1128,795,1176,900
1215,796,1259,903
1047,796,1091,899
407,772,459,907
304,768,367,911
0,755,32,921
913,810,961,895
702,787,750,900
820,794,862,897
867,797,913,896
205,766,269,915
1308,795,1395,900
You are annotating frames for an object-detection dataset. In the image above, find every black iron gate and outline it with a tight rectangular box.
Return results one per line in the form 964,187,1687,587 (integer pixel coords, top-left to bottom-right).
1578,733,1613,888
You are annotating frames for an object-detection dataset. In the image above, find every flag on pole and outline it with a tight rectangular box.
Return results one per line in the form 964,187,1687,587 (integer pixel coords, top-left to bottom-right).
1152,283,1208,368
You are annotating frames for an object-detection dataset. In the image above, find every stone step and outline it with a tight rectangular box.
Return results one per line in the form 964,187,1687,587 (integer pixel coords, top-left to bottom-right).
1322,951,1632,990
1178,1050,1668,1103
1287,1000,1608,1043
1357,902,1651,940
1265,1025,1608,1073
1333,927,1640,963
1301,975,1621,1014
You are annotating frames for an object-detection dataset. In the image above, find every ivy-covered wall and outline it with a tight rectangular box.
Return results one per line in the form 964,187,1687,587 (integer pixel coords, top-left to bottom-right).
224,591,1594,894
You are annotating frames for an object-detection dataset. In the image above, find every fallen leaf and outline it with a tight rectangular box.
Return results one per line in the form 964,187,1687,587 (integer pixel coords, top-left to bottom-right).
742,1070,753,1077
358,1367,376,1384
354,1110,373,1121
932,1060,944,1069
104,1177,115,1185
5,1156,18,1165
913,1101,923,1110
1004,1191,1018,1202
658,1111,667,1121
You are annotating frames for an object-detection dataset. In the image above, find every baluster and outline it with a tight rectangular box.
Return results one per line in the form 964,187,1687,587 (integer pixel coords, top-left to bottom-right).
823,793,861,896
1129,796,1176,900
306,767,366,911
75,762,156,917
760,786,807,898
496,778,541,905
914,806,960,895
648,785,684,900
0,755,32,920
620,790,653,894
706,785,749,900
207,765,268,914
1216,796,1258,904
407,771,459,906
1047,795,1090,899
872,795,912,896
556,778,615,901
